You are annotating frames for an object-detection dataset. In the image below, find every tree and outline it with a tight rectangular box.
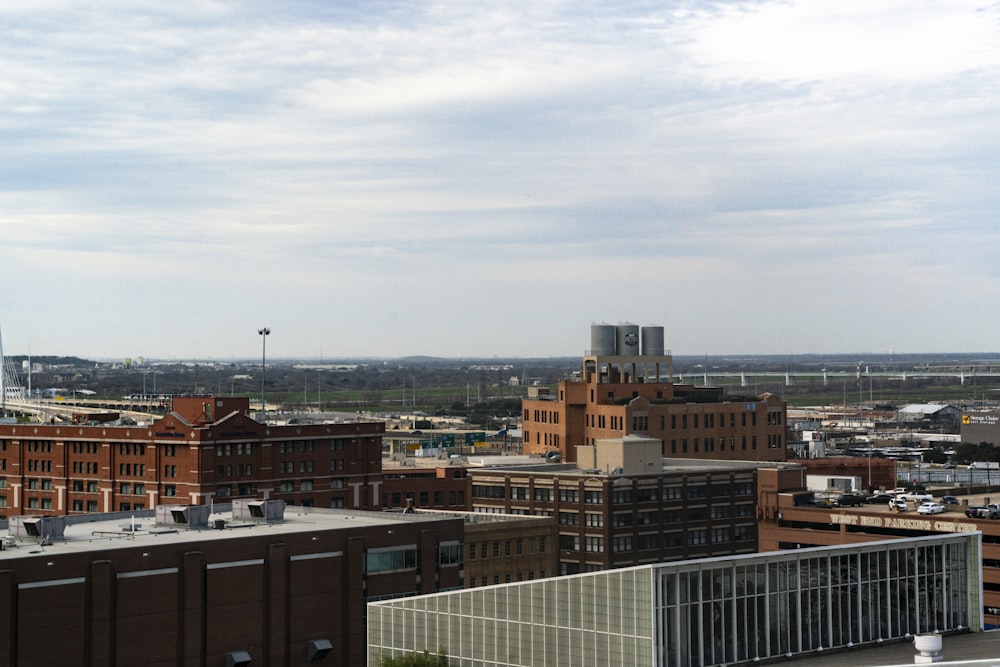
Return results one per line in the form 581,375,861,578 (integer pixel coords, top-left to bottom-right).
377,649,451,666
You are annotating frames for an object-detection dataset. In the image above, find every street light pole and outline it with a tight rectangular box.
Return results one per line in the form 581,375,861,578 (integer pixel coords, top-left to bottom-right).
258,327,270,422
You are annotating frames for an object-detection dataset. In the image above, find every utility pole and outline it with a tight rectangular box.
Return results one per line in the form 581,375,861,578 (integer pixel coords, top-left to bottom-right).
258,327,270,422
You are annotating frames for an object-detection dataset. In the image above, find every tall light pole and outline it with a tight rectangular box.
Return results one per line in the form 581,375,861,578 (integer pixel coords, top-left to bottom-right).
258,327,270,422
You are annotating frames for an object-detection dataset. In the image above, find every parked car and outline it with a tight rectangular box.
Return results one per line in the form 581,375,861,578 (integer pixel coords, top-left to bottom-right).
979,505,1000,519
943,463,957,469
833,494,866,507
966,505,985,518
900,491,934,503
940,495,960,505
867,493,894,504
889,498,908,512
918,502,946,515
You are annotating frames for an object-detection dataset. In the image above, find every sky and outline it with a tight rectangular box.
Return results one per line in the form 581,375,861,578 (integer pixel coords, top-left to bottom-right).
1,1,999,361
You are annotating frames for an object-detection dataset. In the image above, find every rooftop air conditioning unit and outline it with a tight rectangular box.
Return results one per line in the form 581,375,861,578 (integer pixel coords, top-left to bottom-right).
157,504,210,529
232,499,287,522
10,516,67,540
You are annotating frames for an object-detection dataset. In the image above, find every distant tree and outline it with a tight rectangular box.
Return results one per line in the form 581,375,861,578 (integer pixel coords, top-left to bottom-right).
923,448,948,464
954,441,1000,465
377,649,451,666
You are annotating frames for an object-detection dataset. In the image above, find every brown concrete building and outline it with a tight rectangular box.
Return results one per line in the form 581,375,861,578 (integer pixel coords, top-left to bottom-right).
521,326,787,464
0,503,464,666
0,396,385,519
470,436,760,575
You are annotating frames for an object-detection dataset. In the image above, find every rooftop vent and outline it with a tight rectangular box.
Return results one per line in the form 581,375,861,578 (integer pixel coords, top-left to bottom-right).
232,499,286,522
10,516,67,541
156,504,210,529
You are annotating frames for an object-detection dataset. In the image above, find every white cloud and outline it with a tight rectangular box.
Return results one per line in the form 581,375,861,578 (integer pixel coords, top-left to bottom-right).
0,1,998,358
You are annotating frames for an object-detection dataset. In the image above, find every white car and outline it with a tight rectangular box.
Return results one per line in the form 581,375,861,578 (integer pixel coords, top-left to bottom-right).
901,491,934,503
917,502,945,515
889,498,908,512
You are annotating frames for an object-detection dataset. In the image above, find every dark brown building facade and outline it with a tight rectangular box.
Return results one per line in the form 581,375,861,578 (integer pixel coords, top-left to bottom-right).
469,442,760,575
0,506,464,666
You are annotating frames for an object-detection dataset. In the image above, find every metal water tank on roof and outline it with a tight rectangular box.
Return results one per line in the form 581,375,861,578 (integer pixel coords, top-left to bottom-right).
641,326,664,356
591,323,617,356
616,322,640,356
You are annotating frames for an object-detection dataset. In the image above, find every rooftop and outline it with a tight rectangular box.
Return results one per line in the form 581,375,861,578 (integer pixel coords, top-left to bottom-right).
0,504,455,562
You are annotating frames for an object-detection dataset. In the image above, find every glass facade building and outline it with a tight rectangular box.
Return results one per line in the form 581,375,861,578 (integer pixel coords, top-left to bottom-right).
368,533,982,667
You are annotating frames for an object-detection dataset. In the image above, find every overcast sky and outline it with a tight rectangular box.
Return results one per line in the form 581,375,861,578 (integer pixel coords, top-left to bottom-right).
1,1,998,360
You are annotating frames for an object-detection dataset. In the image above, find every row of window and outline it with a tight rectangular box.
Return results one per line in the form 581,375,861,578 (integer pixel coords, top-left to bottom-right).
469,571,545,587
216,443,253,457
276,438,351,454
382,490,465,508
26,460,53,472
475,482,752,503
559,524,755,552
526,409,560,424
217,464,255,478
468,536,547,560
278,460,313,474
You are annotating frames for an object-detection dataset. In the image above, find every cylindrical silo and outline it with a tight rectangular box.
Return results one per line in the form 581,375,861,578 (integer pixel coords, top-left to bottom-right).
590,323,616,356
616,322,640,356
641,326,665,356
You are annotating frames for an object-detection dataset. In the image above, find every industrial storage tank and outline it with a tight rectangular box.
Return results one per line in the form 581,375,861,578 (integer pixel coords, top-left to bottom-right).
590,323,617,356
616,322,640,356
641,326,665,356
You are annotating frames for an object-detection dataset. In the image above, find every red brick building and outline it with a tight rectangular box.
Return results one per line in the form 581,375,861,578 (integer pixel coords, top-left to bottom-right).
521,349,788,464
0,396,385,519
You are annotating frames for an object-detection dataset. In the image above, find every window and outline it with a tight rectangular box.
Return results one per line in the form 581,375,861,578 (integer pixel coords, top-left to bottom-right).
280,481,294,493
164,485,176,497
438,543,463,566
301,480,314,492
585,513,603,527
636,534,657,550
559,535,580,551
612,536,632,552
88,481,98,493
585,536,604,553
365,546,418,574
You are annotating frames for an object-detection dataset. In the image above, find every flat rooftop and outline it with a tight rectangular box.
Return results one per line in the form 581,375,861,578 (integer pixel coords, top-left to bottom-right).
0,505,456,562
472,458,790,476
779,629,1000,666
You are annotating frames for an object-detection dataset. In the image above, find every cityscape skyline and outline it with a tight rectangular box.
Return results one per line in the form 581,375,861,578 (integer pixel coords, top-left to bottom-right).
2,2,998,360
